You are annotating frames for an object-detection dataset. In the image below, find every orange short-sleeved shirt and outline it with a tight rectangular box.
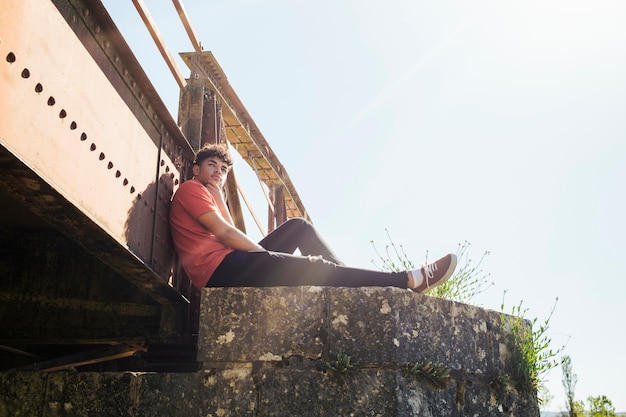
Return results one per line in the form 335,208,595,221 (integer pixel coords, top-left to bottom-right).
169,179,234,288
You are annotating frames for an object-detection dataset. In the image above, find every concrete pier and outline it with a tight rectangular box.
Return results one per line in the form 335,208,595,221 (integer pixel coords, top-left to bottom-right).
0,286,539,416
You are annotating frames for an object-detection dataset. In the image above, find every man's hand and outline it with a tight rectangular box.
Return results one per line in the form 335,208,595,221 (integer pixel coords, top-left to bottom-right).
204,180,235,227
204,180,225,203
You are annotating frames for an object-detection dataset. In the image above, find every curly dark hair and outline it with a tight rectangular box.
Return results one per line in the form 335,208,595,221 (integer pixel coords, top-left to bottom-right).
193,143,233,167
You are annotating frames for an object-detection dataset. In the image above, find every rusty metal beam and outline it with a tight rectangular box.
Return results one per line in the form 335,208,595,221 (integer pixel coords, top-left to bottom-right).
131,0,187,89
0,292,161,318
0,147,179,306
172,0,202,52
225,170,247,233
271,184,287,231
11,344,147,373
235,178,267,236
1,0,197,341
178,73,206,151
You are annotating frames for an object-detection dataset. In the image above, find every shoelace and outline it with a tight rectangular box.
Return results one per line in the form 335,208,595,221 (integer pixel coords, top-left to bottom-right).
422,262,439,285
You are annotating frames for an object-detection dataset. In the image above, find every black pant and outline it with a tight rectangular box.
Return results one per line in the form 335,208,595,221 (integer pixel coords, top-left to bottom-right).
207,218,408,289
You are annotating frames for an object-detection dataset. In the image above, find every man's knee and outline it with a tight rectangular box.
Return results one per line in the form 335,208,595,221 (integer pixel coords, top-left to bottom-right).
284,217,312,230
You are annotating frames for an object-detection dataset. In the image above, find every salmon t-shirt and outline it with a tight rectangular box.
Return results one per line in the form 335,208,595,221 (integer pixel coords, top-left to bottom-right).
169,179,234,288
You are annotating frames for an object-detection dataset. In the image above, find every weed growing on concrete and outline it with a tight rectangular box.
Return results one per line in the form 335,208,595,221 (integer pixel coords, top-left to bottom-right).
489,374,511,391
403,360,450,390
370,229,416,273
428,241,493,303
499,292,564,393
371,234,492,304
326,349,357,374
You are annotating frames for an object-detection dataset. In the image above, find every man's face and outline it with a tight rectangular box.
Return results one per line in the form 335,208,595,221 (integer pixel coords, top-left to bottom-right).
193,157,230,188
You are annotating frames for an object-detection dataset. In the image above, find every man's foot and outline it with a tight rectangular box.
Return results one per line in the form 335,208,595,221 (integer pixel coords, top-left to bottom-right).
409,254,457,293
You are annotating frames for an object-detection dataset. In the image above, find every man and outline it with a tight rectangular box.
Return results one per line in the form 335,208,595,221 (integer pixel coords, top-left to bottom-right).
169,143,456,292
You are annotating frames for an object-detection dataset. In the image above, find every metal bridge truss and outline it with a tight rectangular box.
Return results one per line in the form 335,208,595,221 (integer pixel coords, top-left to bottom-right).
0,0,309,372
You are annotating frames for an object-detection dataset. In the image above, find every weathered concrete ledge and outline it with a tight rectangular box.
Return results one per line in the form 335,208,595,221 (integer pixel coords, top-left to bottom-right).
0,287,539,416
200,286,507,371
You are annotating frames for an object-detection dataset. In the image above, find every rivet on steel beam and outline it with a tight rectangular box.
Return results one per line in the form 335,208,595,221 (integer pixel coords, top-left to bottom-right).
35,83,43,93
6,52,16,63
123,179,128,186
115,170,121,178
21,68,30,78
70,121,77,130
98,152,105,161
47,97,55,106
90,143,96,151
107,162,113,169
80,132,87,141
59,109,67,119
130,186,135,193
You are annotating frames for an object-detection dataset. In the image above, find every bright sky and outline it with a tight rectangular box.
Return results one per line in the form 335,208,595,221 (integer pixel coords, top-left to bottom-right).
102,0,626,412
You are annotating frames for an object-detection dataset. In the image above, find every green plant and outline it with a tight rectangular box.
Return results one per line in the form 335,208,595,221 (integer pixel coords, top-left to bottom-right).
561,355,584,417
587,395,617,417
370,229,416,273
371,233,493,303
489,374,512,392
326,349,357,374
499,292,565,394
403,359,451,389
428,241,493,303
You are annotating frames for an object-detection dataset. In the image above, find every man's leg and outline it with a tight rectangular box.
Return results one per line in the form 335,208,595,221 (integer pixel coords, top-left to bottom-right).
207,250,407,288
258,218,344,265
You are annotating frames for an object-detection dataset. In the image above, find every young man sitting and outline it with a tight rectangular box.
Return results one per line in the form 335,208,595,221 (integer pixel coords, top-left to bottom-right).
169,144,456,292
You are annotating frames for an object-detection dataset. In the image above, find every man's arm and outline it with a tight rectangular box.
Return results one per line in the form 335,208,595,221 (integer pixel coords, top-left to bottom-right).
196,210,264,251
